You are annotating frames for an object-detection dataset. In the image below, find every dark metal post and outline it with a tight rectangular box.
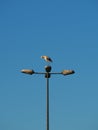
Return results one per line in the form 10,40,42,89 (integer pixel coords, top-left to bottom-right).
46,77,49,130
45,66,51,130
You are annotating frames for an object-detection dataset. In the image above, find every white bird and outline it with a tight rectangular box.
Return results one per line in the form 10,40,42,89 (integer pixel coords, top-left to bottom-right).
41,55,53,62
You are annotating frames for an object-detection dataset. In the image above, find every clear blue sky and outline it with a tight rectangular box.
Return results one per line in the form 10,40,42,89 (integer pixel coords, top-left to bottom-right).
0,0,98,130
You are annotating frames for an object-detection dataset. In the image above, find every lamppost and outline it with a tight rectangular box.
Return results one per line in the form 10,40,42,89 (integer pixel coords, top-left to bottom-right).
21,65,75,130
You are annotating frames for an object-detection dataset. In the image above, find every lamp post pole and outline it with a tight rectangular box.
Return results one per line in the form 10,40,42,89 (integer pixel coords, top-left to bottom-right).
45,66,51,130
46,77,49,130
21,64,75,130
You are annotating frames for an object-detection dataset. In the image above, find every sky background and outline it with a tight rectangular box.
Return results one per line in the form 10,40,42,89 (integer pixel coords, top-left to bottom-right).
0,0,98,130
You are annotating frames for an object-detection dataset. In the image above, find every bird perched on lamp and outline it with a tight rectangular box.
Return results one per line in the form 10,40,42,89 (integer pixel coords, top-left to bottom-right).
41,55,53,63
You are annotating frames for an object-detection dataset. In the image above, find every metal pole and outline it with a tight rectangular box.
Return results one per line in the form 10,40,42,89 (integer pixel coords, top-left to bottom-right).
46,76,49,130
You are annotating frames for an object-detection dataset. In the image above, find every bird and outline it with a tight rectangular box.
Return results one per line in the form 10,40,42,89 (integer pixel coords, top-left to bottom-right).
41,55,53,62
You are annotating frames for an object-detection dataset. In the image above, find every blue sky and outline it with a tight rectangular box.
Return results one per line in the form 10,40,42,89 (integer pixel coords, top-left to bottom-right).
0,0,98,130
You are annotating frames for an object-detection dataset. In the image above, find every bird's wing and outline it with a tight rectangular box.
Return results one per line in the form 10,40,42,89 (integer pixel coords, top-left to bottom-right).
47,57,52,62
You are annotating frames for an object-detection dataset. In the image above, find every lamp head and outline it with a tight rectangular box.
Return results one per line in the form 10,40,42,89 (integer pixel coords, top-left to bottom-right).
21,69,35,75
61,70,75,75
45,66,52,72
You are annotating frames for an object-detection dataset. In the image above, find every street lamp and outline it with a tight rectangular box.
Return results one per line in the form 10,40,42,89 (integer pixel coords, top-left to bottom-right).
21,65,75,130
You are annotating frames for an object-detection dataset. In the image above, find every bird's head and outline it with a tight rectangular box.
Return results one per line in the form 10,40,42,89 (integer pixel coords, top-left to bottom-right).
41,56,44,59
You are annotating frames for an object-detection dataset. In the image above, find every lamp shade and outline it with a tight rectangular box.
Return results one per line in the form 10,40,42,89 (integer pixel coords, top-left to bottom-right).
21,69,35,75
61,70,75,75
